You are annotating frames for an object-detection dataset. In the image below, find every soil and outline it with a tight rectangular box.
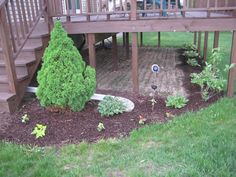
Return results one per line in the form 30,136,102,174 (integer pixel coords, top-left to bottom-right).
0,48,223,147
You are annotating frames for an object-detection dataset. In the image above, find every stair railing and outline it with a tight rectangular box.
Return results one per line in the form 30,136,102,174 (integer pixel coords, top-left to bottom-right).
0,0,47,94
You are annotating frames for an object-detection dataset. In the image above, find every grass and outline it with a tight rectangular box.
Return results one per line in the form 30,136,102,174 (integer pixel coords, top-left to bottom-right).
1,97,236,177
118,32,235,92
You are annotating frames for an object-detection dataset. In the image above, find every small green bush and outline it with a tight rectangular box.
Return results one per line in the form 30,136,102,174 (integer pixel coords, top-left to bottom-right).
187,58,199,67
166,95,189,109
36,21,96,111
184,50,199,59
98,96,126,117
191,48,234,101
182,43,197,51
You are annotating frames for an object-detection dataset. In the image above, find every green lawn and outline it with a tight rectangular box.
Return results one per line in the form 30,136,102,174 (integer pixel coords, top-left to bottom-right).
118,32,235,92
1,98,236,177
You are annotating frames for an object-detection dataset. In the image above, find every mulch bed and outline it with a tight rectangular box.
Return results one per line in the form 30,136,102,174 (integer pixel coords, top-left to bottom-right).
0,48,223,147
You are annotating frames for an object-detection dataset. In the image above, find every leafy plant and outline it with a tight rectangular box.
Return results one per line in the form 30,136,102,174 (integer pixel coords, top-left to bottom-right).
166,95,189,109
36,21,96,112
98,96,126,117
21,114,29,123
191,48,235,101
138,115,147,125
187,58,199,67
182,43,197,51
184,50,199,59
31,124,47,139
97,123,105,132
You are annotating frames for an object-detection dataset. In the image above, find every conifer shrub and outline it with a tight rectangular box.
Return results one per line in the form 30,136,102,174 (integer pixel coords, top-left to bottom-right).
36,21,96,111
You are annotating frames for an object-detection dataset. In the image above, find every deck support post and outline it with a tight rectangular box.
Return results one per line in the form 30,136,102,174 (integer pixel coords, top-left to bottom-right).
227,31,236,97
88,33,96,68
213,31,220,48
0,8,18,94
112,34,118,71
140,32,143,47
123,32,126,47
158,32,161,48
131,32,139,93
197,32,202,54
203,32,209,62
125,32,129,58
194,32,197,45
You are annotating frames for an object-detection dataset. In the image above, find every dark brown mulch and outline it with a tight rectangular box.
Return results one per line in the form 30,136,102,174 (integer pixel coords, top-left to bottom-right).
0,49,223,147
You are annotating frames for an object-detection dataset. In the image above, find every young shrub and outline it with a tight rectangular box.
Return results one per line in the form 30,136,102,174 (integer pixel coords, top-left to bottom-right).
98,96,126,117
166,95,189,109
182,43,197,51
191,48,235,101
36,21,96,111
187,58,199,67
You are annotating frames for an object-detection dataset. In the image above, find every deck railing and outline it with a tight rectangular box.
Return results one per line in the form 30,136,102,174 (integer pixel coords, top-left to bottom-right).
48,0,236,21
0,0,46,93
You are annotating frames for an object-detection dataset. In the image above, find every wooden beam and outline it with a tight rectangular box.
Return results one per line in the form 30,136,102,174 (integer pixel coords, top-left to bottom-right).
63,19,236,34
194,32,197,45
131,32,139,93
87,33,96,68
158,32,161,48
213,31,220,48
197,32,202,53
125,32,129,58
112,34,118,71
0,8,18,93
227,31,236,97
140,32,143,47
203,32,209,62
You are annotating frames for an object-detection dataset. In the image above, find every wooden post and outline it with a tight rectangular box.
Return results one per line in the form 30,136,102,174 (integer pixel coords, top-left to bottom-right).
158,32,161,48
44,0,54,31
0,8,18,93
213,31,220,49
227,31,236,97
112,34,118,71
88,33,96,68
140,32,143,47
125,32,129,58
194,32,197,45
131,32,139,93
197,32,202,53
130,0,137,20
123,32,126,47
203,32,209,62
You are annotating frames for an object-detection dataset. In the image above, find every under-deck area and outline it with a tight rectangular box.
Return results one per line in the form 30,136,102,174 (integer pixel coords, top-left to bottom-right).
83,46,188,97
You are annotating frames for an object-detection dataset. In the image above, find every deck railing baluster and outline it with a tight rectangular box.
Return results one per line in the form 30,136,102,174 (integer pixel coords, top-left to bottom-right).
10,0,21,45
15,0,25,39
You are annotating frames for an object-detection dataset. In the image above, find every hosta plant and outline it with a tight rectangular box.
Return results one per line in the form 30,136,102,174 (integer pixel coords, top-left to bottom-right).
98,96,126,117
36,21,96,112
31,124,47,139
184,50,199,59
166,95,189,109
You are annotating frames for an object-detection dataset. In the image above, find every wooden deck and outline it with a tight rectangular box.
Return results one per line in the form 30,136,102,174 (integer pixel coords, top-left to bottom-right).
87,46,187,97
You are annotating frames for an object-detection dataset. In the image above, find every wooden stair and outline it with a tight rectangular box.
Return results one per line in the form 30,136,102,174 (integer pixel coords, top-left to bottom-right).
0,21,50,113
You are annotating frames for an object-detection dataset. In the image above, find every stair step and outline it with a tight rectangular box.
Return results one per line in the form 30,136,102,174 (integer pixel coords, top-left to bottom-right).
0,74,29,83
0,58,36,66
0,92,15,101
30,21,49,38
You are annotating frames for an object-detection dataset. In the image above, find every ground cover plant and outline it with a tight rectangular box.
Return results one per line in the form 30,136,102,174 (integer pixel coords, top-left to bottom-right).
166,94,189,109
36,21,96,111
1,98,236,177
